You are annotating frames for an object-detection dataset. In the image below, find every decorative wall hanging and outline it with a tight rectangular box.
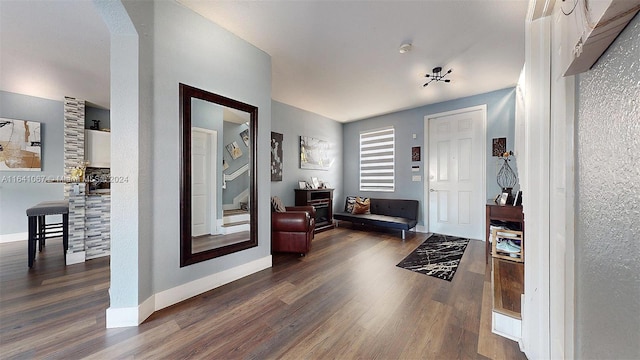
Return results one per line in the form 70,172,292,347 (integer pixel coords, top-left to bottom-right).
226,141,242,160
300,135,333,170
0,118,42,171
412,146,421,161
240,129,250,147
492,137,507,156
271,131,283,181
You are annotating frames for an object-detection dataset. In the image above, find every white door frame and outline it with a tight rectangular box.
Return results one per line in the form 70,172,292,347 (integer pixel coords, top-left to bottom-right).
192,127,218,235
423,104,487,238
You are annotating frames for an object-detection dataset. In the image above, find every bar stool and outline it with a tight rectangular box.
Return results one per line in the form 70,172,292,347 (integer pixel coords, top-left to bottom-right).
26,200,69,268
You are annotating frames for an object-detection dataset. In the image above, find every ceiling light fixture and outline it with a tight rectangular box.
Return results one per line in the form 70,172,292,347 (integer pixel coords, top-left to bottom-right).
399,43,412,54
423,66,452,87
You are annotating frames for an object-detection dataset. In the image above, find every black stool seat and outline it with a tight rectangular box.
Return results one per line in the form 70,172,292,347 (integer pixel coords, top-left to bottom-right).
26,200,69,268
26,201,69,216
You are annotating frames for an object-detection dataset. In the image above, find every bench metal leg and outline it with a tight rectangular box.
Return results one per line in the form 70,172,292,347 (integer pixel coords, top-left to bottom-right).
402,230,406,240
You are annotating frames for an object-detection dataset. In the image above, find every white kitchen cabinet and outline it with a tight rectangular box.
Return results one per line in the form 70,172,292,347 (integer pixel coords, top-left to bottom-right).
85,130,110,168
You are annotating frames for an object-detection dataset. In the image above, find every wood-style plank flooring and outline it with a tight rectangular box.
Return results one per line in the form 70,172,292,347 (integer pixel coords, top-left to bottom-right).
0,227,526,359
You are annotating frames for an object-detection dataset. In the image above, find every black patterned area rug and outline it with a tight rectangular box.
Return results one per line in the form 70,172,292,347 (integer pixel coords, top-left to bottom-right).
396,233,470,281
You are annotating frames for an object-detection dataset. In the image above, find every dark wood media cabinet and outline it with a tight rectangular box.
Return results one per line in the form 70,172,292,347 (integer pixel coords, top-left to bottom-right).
294,189,334,233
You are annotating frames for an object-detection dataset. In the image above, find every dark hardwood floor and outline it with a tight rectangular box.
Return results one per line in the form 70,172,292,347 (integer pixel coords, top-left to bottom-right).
0,227,526,359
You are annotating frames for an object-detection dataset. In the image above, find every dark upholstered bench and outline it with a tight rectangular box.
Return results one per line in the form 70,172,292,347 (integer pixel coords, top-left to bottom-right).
26,200,69,268
334,197,419,239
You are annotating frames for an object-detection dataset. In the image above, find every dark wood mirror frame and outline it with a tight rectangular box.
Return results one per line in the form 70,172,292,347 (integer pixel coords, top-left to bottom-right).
179,83,258,267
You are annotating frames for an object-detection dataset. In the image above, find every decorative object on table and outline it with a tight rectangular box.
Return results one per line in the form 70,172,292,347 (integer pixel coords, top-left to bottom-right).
496,150,517,202
411,146,421,161
298,181,307,189
69,161,88,182
492,137,507,156
90,120,101,130
300,135,333,170
226,141,242,160
396,233,470,281
498,192,509,206
271,131,283,181
0,118,41,171
513,190,523,206
310,177,320,189
240,129,250,147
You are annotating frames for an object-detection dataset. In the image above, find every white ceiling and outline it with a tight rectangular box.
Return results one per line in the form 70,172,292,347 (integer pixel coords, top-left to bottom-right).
0,0,111,109
0,0,528,122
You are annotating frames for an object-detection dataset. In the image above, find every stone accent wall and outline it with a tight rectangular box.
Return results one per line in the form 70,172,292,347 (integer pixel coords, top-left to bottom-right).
64,97,86,258
67,185,86,255
85,195,111,259
63,96,85,186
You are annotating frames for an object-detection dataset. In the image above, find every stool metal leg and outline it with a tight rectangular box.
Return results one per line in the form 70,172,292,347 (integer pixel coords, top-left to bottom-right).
28,216,37,268
62,213,69,252
38,215,45,251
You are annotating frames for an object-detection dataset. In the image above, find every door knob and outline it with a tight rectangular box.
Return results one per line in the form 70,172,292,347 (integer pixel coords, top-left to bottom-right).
429,188,436,192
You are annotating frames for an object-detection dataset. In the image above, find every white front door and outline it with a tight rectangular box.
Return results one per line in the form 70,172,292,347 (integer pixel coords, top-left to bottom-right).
426,106,485,240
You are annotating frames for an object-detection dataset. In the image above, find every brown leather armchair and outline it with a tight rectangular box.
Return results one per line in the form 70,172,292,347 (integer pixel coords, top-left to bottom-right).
271,206,316,256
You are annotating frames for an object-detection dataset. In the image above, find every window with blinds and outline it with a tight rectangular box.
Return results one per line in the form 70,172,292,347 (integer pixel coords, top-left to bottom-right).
359,127,395,192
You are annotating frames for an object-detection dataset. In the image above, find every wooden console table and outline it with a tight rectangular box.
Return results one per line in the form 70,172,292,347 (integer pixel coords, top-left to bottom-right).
487,202,525,327
485,203,524,263
295,189,334,233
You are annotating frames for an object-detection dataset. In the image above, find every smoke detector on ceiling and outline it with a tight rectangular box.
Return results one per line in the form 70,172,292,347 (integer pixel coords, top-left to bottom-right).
399,43,412,54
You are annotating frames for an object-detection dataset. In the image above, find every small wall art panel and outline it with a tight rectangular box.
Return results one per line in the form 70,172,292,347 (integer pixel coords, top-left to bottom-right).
300,135,333,170
0,118,42,171
271,131,283,181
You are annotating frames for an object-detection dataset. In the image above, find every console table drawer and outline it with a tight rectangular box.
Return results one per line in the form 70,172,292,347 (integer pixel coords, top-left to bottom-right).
488,205,523,221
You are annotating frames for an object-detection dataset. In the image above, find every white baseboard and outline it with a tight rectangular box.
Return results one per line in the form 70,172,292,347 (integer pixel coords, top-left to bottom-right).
492,311,522,342
66,251,86,265
0,232,28,243
154,255,272,311
105,292,155,329
415,225,427,233
105,255,272,328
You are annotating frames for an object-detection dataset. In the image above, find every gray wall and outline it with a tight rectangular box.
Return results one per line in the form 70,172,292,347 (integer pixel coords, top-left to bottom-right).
147,0,272,293
342,87,516,227
575,14,640,359
0,91,65,236
271,101,343,211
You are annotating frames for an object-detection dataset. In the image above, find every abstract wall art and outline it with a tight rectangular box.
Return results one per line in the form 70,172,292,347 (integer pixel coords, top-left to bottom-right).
0,118,42,171
300,135,333,170
271,131,283,181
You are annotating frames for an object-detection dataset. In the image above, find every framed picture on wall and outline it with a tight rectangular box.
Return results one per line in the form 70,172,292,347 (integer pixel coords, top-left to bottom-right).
492,137,507,156
271,132,283,181
0,118,42,171
300,135,333,170
240,129,250,147
411,146,421,161
226,141,242,160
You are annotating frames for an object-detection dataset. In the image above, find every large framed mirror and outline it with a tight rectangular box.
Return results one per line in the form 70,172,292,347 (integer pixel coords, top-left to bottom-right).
180,83,258,267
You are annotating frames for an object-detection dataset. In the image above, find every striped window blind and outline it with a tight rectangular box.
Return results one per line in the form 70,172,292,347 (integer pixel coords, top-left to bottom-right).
359,127,395,192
